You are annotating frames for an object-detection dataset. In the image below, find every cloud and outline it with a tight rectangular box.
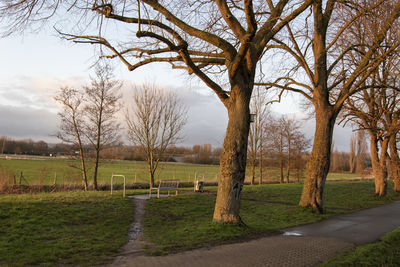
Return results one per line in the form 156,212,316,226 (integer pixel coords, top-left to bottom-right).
0,75,353,151
180,89,227,147
0,105,58,142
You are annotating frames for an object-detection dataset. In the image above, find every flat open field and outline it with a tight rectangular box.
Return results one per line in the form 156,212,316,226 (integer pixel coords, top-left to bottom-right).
0,155,363,186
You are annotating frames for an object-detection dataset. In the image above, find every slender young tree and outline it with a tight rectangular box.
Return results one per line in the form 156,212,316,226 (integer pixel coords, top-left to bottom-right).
355,130,368,173
125,84,187,188
349,134,357,174
54,87,89,191
248,87,269,185
84,64,122,190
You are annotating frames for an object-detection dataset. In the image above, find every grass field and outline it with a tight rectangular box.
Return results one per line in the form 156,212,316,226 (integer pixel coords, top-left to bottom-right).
0,191,134,266
0,156,362,187
143,181,400,255
1,181,399,265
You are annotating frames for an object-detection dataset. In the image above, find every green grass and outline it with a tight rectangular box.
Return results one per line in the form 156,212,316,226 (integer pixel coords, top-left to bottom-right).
2,181,399,265
326,172,368,180
0,158,220,186
321,227,400,266
0,191,134,266
143,181,400,255
0,157,361,187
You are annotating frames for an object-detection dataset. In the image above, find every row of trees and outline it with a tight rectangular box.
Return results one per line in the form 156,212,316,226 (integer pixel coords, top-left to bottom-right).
247,88,311,185
0,137,50,155
2,0,400,223
56,68,188,190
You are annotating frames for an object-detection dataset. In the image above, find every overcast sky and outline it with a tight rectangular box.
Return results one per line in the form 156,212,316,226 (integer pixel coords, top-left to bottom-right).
0,29,353,151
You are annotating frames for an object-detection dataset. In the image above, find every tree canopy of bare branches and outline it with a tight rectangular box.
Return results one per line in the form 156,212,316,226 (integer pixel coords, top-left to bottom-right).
125,83,187,188
54,86,89,191
84,63,122,190
0,0,316,224
259,0,400,212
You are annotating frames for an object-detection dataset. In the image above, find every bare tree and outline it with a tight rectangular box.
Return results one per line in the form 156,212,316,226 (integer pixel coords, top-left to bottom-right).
248,87,269,185
355,130,368,173
264,116,286,183
282,117,305,183
84,64,122,190
349,134,357,173
259,0,400,212
54,87,88,191
0,0,315,224
125,84,187,188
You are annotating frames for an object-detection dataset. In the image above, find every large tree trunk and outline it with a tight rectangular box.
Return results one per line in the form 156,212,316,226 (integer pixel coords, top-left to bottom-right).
299,107,336,213
389,135,400,192
370,135,388,196
213,85,251,224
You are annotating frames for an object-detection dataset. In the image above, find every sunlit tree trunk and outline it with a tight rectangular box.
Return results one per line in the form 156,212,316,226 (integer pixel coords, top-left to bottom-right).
389,135,400,192
370,135,388,196
299,105,337,213
213,79,252,224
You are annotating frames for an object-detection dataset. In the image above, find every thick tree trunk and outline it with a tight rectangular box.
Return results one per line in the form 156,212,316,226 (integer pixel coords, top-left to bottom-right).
213,88,251,224
370,135,388,196
389,135,400,192
299,108,336,213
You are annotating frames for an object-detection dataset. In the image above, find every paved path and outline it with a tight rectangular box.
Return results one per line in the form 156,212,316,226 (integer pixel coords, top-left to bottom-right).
110,201,400,267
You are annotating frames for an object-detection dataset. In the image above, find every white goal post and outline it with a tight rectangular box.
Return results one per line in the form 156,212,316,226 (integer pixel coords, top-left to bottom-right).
110,174,126,197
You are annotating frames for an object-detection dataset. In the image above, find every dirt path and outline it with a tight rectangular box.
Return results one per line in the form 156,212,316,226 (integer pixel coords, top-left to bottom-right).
111,197,150,264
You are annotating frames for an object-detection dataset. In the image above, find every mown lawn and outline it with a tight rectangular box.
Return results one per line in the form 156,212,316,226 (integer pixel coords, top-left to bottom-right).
0,192,134,266
2,180,398,265
0,157,360,187
0,158,220,186
143,181,400,255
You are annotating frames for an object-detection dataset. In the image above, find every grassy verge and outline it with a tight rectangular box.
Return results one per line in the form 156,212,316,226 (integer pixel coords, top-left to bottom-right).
143,181,400,255
321,227,400,266
0,192,134,266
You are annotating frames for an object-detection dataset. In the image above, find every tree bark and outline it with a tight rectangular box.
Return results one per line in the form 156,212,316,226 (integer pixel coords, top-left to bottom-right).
389,135,400,192
299,107,336,213
213,83,251,224
370,135,388,196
